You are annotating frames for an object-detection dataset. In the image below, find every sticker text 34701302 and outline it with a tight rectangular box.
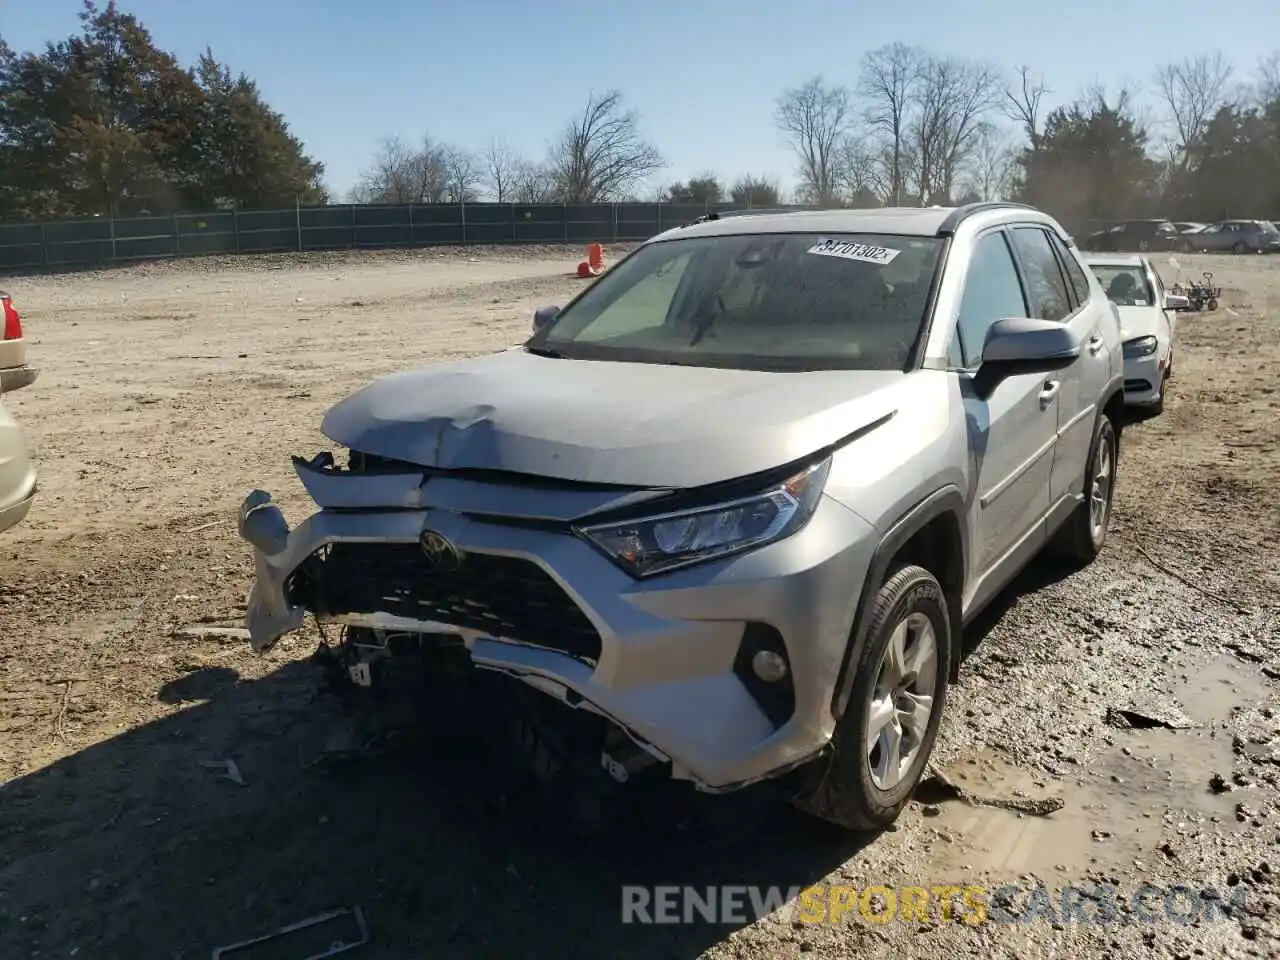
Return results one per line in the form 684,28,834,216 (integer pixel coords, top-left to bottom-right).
806,239,901,265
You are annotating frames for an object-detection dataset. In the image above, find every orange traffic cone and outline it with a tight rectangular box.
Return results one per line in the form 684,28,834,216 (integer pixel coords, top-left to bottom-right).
576,260,597,278
587,242,606,272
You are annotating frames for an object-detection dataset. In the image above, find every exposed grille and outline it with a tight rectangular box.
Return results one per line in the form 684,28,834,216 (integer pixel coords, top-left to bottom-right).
1125,378,1153,392
291,542,602,664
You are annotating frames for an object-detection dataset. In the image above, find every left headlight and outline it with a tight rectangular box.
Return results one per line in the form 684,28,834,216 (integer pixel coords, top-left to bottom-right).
1123,335,1158,358
577,457,832,578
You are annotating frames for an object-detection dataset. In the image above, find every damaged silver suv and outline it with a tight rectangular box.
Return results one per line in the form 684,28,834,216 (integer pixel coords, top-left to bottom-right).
238,202,1126,830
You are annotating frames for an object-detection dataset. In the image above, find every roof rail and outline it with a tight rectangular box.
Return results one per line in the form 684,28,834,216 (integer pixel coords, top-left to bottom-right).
711,206,815,218
936,201,1038,236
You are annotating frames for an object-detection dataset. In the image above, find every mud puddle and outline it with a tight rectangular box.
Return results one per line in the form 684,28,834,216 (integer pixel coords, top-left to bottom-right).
916,654,1268,878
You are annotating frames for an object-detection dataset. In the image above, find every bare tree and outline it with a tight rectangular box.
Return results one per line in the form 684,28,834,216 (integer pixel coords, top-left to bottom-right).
1003,65,1049,151
859,44,923,204
911,55,1002,202
512,160,559,203
483,137,521,202
835,136,887,204
1155,53,1234,169
962,123,1015,200
1259,52,1280,105
547,90,664,203
439,145,481,202
775,76,852,205
351,134,471,204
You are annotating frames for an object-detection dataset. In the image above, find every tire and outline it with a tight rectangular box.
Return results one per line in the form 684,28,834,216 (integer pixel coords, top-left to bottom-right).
1150,373,1167,415
1138,239,1150,252
1233,241,1247,254
792,564,951,832
1207,297,1219,311
1052,412,1119,564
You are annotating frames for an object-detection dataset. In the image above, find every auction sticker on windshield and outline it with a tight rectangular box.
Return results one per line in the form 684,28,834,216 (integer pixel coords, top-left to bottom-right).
806,239,901,265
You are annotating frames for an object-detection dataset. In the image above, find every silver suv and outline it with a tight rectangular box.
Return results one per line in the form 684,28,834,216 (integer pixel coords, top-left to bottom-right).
238,202,1126,830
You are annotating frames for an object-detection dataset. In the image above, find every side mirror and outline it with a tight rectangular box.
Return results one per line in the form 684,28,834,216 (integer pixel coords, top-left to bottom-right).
975,317,1083,395
1164,293,1190,312
533,305,560,333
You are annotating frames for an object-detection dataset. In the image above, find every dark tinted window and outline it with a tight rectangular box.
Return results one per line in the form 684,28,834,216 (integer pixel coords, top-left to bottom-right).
1050,234,1091,306
1009,227,1072,322
954,232,1028,367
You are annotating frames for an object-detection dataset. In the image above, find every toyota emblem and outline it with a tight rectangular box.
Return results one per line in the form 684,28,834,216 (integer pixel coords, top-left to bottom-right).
419,529,461,570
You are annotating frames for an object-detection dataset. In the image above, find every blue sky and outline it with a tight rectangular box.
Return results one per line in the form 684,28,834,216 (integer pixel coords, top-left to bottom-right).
4,1,1278,199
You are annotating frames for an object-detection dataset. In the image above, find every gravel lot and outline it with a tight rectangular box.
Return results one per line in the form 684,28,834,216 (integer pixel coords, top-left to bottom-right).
0,246,1277,958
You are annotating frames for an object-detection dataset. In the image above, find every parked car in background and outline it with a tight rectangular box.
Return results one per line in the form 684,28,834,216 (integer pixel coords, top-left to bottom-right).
0,291,37,534
1187,220,1280,254
0,293,37,395
1173,222,1206,235
1080,219,1183,253
1083,253,1183,416
237,201,1127,832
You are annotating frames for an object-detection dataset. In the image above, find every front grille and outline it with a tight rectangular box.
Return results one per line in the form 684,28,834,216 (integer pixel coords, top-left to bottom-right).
292,542,602,664
1125,378,1153,392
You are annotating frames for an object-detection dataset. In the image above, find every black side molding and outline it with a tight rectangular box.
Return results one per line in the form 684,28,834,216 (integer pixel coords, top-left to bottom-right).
830,485,968,720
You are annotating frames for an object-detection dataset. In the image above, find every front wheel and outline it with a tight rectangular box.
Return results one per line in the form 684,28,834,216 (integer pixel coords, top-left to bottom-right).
1052,413,1118,564
1233,241,1247,254
792,564,951,832
1207,297,1219,311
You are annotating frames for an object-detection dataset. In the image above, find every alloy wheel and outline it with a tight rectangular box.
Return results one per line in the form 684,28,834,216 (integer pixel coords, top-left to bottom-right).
866,612,938,791
1090,425,1114,540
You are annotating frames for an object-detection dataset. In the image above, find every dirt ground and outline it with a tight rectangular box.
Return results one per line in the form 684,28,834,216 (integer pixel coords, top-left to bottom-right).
0,245,1277,959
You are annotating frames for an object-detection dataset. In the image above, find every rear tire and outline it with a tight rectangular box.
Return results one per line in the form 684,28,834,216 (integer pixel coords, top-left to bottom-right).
1052,413,1118,564
1233,241,1247,254
792,564,951,832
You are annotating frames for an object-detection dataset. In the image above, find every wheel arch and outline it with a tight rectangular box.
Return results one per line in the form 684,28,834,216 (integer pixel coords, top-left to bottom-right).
831,486,968,721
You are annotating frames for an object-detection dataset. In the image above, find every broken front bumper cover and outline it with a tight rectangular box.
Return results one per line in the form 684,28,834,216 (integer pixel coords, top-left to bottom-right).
237,471,876,791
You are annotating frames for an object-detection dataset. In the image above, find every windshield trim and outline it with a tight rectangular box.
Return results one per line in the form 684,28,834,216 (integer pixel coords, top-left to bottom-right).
525,230,947,373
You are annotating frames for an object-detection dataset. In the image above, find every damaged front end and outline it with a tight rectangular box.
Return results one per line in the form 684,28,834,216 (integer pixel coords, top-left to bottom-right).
239,443,872,796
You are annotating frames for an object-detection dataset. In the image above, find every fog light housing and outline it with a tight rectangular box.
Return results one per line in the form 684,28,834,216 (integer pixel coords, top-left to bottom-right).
752,649,788,683
733,623,795,728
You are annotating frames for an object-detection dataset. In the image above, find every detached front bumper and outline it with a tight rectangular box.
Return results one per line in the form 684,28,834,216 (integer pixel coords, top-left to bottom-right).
237,467,877,792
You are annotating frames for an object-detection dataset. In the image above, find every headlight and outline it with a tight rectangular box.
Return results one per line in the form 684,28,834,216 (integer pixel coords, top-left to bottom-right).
577,457,831,577
1123,335,1158,358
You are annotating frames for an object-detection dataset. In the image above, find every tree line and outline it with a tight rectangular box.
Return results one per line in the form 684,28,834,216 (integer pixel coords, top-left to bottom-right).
1,3,1277,225
768,47,1280,226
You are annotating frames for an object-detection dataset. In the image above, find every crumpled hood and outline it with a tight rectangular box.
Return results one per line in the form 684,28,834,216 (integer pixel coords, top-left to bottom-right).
1115,305,1163,341
321,348,903,488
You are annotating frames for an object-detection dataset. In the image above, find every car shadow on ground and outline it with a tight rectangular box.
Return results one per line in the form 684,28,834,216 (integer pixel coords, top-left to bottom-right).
1,654,870,959
0,554,1081,958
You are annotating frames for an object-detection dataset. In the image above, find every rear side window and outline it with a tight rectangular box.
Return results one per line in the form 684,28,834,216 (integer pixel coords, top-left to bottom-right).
953,232,1029,367
1009,228,1072,322
1051,235,1091,306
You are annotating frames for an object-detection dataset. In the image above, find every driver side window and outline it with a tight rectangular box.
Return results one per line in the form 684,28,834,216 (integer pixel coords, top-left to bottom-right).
951,231,1029,368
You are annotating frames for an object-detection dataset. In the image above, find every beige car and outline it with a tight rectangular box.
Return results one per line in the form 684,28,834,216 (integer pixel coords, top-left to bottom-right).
0,291,37,533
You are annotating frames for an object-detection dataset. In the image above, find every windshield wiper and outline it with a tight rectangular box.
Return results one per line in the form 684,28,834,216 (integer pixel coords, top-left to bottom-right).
526,344,567,359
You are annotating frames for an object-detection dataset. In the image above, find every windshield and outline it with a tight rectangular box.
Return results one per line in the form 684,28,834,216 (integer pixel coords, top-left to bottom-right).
1089,264,1154,306
527,232,944,371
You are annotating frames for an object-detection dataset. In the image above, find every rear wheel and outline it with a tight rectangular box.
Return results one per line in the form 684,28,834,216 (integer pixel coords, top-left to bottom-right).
1052,413,1118,564
1233,241,1247,254
792,564,951,832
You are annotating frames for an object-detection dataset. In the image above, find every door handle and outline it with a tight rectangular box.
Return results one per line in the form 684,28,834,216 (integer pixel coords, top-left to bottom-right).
1040,379,1060,405
1087,334,1105,354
